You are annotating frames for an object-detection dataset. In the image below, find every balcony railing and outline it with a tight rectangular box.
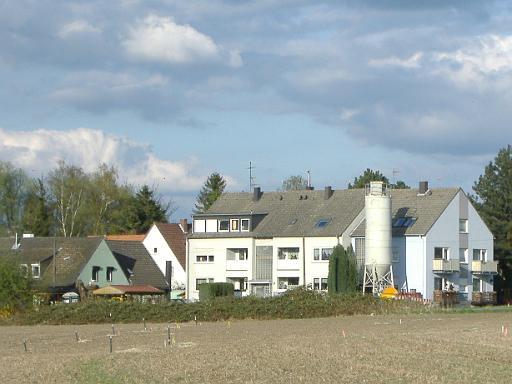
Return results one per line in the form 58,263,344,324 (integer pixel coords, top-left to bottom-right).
471,260,498,274
432,259,460,273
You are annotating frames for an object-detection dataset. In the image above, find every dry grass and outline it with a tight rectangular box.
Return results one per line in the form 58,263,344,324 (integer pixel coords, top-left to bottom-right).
1,312,511,383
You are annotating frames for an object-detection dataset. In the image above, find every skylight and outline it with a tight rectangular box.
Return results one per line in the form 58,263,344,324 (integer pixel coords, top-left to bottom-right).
393,217,417,228
315,219,331,228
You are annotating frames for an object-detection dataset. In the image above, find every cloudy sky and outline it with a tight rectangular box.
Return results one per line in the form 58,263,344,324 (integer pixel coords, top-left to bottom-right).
1,0,511,219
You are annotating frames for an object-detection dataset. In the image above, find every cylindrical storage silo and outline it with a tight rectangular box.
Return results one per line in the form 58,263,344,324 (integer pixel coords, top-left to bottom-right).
364,181,392,278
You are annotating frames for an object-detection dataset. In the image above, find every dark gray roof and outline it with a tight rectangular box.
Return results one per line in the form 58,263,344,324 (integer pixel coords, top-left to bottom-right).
106,240,168,290
8,237,103,288
191,189,366,238
0,237,16,252
350,188,460,237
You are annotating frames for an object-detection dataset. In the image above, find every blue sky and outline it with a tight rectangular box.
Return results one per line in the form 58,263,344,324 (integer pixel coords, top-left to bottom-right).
1,1,511,219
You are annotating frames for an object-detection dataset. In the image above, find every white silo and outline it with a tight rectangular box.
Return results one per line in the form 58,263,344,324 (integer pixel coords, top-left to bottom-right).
362,181,394,294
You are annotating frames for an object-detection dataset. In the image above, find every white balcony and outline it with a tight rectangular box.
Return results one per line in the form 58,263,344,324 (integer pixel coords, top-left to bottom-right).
471,260,498,274
432,259,460,273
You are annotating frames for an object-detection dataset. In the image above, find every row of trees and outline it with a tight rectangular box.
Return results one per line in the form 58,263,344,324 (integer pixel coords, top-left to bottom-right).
0,161,170,237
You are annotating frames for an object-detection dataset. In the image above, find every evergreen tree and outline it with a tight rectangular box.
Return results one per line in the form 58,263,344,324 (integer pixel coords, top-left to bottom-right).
23,178,51,236
194,172,226,213
327,245,358,294
348,169,389,189
127,185,170,234
471,145,512,297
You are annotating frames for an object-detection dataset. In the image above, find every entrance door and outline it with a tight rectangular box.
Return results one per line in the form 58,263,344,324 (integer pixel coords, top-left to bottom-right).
251,283,270,297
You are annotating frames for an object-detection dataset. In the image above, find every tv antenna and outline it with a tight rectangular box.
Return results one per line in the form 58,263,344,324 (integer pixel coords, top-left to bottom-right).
392,168,400,185
248,161,257,190
306,170,311,188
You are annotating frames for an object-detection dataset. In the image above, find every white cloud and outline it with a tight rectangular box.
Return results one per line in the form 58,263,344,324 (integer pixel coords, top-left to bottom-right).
434,34,512,86
0,127,205,192
123,15,242,67
58,20,101,39
368,52,423,69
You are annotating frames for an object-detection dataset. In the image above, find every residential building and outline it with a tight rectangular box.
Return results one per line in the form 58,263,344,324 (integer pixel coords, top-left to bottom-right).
187,183,496,302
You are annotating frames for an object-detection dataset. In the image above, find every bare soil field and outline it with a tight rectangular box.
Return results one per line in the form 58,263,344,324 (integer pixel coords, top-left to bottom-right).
1,312,511,383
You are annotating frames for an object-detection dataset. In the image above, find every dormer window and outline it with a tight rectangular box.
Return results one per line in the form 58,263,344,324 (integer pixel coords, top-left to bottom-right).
219,219,229,231
241,219,250,232
230,219,239,232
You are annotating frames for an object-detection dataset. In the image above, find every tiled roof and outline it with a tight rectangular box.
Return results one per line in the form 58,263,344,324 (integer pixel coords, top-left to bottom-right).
191,189,366,238
191,187,460,239
13,237,103,288
350,188,460,237
154,223,186,270
105,234,146,241
106,240,168,290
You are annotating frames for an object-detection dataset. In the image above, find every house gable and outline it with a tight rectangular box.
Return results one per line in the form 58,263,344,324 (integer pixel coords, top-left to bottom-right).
78,240,129,287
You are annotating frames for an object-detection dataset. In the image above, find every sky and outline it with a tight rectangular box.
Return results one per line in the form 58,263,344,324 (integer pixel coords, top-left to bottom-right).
1,0,512,220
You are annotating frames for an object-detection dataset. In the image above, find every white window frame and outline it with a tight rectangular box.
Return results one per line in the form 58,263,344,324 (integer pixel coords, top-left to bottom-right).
227,277,248,291
195,277,214,290
227,248,248,261
459,248,468,263
196,254,215,263
312,277,328,291
241,219,250,232
193,219,206,233
30,263,40,279
459,219,468,233
106,266,114,282
472,277,481,292
92,266,100,282
277,277,300,290
230,219,240,232
434,247,449,260
313,247,333,261
218,219,230,232
473,249,487,261
278,247,299,260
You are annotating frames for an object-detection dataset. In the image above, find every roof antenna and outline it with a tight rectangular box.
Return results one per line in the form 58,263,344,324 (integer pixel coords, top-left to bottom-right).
306,170,311,188
248,161,257,190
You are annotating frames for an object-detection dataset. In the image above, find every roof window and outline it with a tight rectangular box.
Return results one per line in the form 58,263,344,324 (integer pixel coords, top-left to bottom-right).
393,217,417,228
315,219,331,228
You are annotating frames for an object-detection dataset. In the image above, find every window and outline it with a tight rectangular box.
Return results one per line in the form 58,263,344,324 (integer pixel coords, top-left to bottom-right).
473,249,487,261
153,247,158,253
459,219,468,233
241,219,250,231
196,255,214,263
218,219,229,231
434,247,449,260
196,278,214,290
227,248,248,261
31,264,40,279
278,247,299,260
194,219,206,233
92,266,100,281
313,278,328,291
459,248,468,263
434,276,444,291
106,267,114,282
392,247,399,263
393,217,417,227
473,277,481,292
227,277,248,291
315,219,331,228
314,248,333,261
278,277,300,289
230,219,239,232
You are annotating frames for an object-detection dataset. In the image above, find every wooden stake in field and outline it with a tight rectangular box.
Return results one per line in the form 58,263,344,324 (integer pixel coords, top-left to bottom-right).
143,318,147,332
504,327,509,337
75,331,80,342
342,330,346,338
167,325,171,343
109,336,113,353
194,315,197,325
23,340,27,352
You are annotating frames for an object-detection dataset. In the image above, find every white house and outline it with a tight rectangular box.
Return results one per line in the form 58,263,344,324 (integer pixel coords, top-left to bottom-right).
187,183,496,303
143,222,188,299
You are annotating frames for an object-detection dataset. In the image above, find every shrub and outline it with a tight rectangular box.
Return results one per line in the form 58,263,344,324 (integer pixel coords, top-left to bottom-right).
199,282,234,301
0,257,32,313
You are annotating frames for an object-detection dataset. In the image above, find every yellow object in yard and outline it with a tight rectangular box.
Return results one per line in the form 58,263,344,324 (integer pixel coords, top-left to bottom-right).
380,287,398,299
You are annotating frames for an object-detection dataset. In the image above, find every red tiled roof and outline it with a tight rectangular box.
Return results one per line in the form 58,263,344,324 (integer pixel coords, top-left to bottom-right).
105,234,146,241
154,223,186,270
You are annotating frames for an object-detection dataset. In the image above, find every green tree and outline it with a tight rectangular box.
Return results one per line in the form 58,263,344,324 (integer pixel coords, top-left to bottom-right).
328,245,358,294
194,172,226,213
348,169,389,189
22,177,51,236
0,257,32,312
471,145,512,296
281,175,308,191
392,180,410,189
0,162,29,235
126,185,171,234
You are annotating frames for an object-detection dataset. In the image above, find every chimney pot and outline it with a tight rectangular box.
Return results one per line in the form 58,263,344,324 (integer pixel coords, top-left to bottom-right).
179,219,188,233
324,186,333,200
253,187,261,201
419,181,429,194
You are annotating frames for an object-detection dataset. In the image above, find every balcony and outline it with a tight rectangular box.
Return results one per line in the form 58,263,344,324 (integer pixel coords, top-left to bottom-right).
432,259,460,273
226,260,249,271
471,260,498,274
